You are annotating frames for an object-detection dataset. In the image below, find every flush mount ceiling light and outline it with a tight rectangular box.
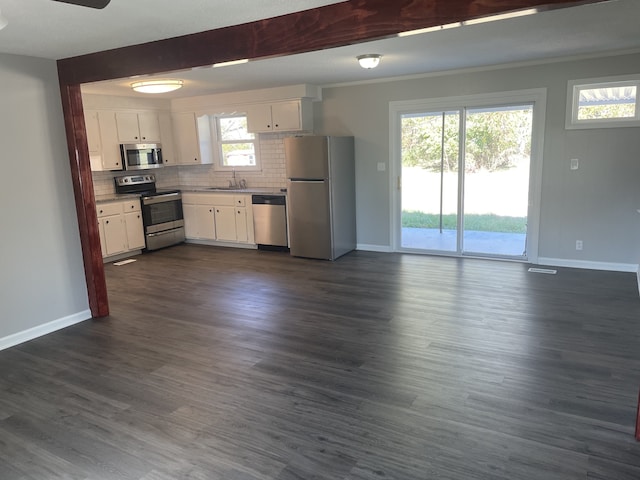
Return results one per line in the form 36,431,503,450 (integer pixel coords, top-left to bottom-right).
131,79,183,94
357,54,382,69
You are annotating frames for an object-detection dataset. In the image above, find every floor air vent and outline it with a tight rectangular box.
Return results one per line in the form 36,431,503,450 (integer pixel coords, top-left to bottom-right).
528,267,557,274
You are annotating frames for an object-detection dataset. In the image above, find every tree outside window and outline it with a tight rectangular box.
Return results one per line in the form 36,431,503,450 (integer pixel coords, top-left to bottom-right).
216,115,259,169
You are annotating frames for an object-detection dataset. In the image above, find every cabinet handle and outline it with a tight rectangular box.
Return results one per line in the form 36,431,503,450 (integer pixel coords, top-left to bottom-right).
105,220,109,224
99,209,103,214
131,205,135,209
267,124,271,128
209,209,213,212
275,124,279,128
194,158,198,162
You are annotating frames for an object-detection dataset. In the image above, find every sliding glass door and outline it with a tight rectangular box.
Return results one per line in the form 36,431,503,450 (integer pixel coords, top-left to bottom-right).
400,111,460,252
397,98,537,260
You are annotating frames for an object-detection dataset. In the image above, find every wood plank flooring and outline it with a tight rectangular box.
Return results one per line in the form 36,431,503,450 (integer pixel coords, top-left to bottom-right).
2,244,640,479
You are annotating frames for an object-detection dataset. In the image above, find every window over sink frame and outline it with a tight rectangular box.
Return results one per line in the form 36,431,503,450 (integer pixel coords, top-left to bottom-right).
212,113,261,171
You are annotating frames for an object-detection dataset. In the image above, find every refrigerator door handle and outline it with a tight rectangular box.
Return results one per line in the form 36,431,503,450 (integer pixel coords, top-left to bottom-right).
289,179,326,182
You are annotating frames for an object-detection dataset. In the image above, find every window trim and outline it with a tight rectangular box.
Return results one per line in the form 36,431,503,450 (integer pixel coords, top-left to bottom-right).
211,113,261,171
566,74,640,130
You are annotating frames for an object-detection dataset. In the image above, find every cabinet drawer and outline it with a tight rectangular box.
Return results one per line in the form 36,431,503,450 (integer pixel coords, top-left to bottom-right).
182,193,212,205
96,202,122,217
122,199,141,213
209,194,235,206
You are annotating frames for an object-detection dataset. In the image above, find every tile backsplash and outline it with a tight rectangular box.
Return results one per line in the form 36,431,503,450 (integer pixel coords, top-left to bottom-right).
92,133,291,195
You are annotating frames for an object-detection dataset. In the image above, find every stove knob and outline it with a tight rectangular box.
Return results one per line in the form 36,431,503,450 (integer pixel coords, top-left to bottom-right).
124,178,129,183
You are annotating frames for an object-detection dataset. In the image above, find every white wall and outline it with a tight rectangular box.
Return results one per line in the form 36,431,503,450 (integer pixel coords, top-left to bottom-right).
315,52,640,269
0,53,90,348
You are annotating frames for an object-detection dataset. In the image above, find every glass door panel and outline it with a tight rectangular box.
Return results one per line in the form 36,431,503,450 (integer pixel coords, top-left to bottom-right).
462,105,533,257
400,111,460,252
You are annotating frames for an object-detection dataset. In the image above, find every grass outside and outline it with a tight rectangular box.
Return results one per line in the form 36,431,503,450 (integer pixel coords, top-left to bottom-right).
402,211,526,234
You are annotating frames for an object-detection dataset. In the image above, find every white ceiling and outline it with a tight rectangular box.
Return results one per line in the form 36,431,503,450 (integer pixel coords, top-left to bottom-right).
1,0,639,98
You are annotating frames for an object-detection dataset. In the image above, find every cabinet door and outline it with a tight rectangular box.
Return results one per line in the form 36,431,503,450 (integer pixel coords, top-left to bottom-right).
214,206,237,241
172,113,200,164
98,111,122,170
138,113,161,142
85,111,101,153
271,101,301,131
184,204,216,239
158,113,177,166
124,211,146,250
98,219,107,257
115,112,141,142
246,104,273,132
102,214,127,256
235,207,248,243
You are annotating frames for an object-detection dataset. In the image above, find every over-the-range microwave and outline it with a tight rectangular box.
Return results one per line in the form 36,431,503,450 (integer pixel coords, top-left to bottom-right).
120,143,163,171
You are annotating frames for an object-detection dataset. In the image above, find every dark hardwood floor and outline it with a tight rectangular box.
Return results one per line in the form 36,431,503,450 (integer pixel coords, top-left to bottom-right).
2,244,640,479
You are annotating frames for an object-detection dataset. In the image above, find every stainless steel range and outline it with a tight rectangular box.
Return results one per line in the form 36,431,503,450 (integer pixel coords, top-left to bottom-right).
114,174,185,251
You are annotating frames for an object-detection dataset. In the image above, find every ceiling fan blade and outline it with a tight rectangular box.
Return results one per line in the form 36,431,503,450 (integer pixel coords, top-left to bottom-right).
52,0,111,9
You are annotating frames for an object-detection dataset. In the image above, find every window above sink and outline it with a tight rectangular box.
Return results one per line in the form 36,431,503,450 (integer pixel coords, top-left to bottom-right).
212,114,261,171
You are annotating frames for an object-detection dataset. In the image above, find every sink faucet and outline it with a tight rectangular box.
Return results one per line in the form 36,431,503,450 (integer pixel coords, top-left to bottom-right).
228,169,247,189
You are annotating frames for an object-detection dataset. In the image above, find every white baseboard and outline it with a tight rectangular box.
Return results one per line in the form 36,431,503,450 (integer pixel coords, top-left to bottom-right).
0,310,91,351
357,244,393,253
537,257,639,273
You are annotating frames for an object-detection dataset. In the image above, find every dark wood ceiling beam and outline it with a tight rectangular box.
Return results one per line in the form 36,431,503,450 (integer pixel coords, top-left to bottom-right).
57,0,607,85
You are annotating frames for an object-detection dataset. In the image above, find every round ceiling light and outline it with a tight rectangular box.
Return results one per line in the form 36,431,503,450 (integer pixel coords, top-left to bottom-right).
131,79,183,94
357,54,382,69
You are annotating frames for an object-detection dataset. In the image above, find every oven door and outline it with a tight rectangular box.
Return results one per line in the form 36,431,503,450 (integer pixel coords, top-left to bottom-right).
141,193,184,234
121,144,163,170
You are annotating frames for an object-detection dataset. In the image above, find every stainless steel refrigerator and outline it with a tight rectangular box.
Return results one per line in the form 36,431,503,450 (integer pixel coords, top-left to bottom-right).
285,135,356,260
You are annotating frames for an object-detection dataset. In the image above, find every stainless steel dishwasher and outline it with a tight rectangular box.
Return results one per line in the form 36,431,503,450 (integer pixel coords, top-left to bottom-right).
252,194,288,248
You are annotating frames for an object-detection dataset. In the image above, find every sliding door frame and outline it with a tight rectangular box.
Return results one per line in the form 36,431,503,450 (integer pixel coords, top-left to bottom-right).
389,88,547,262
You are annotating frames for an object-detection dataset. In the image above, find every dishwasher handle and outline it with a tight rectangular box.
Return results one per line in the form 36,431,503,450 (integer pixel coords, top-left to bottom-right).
252,195,286,205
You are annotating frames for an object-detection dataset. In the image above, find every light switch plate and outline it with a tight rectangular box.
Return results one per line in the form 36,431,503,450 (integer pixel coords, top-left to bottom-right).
377,162,386,172
570,158,579,170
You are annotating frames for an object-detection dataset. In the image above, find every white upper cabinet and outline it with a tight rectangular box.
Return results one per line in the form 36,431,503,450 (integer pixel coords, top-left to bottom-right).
85,110,101,154
158,112,177,166
85,110,122,171
116,112,161,143
246,99,313,133
172,112,212,165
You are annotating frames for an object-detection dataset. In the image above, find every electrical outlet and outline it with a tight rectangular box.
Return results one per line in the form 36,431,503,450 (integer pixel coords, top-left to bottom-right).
570,158,579,170
576,240,583,251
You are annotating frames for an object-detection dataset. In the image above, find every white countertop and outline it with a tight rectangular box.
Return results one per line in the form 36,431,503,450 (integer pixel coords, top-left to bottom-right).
95,187,286,203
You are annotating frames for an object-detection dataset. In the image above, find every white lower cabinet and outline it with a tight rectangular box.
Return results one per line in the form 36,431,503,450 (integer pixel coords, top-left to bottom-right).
182,193,253,245
183,204,216,240
214,206,237,242
96,199,145,259
100,214,126,256
236,207,248,243
124,211,146,250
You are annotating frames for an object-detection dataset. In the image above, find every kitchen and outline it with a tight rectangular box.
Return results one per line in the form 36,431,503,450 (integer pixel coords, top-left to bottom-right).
85,85,356,262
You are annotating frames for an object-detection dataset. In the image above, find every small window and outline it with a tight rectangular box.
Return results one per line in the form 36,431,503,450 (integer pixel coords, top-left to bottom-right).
214,114,260,170
567,75,640,129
